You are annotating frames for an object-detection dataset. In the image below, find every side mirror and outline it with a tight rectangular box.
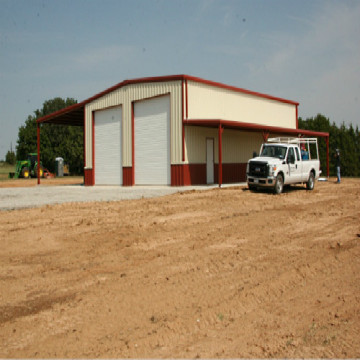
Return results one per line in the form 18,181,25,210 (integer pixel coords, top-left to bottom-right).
253,151,258,158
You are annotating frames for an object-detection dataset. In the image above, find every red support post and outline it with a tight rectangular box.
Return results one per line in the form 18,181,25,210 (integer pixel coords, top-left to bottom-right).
131,102,135,185
218,124,223,187
37,123,41,185
326,136,330,177
262,131,270,142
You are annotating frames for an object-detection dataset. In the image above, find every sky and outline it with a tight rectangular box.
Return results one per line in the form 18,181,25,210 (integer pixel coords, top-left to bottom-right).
1,0,359,160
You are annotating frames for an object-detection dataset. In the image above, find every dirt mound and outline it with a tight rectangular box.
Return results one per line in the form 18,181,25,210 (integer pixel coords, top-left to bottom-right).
0,178,359,358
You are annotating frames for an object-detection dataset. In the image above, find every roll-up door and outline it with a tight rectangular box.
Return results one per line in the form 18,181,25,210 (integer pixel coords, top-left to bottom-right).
94,107,122,185
134,95,170,185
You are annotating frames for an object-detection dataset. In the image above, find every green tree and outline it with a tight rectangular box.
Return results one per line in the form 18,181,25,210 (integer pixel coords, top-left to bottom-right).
16,98,84,174
299,114,360,177
5,150,16,165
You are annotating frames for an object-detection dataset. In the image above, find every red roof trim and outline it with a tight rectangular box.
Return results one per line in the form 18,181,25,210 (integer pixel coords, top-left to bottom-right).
37,74,299,124
183,119,329,138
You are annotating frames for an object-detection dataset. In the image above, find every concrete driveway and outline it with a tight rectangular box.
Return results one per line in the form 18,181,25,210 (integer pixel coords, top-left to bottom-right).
0,184,244,211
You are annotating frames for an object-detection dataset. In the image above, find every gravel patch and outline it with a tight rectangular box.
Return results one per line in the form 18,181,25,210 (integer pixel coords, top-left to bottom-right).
0,184,245,211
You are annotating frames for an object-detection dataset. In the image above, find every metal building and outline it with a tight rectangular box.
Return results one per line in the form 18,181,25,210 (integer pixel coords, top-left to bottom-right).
36,75,329,186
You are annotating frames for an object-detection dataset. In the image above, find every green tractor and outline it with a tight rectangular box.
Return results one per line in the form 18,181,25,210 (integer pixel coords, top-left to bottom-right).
9,153,45,179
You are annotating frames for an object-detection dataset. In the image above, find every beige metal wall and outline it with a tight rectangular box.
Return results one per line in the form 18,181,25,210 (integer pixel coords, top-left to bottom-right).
184,126,218,163
222,130,264,163
184,126,264,164
187,80,297,129
84,81,183,168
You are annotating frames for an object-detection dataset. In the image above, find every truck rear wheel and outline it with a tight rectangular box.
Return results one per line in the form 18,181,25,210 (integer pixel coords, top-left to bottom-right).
306,172,315,190
274,174,284,194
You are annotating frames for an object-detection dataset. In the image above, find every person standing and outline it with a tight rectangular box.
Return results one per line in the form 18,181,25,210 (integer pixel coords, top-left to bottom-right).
335,149,341,183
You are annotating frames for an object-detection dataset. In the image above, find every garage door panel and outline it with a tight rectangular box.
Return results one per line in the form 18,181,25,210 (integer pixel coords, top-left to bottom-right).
135,96,170,185
94,107,122,185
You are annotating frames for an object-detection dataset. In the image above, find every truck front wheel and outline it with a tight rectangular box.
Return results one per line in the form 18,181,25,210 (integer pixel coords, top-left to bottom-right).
306,172,315,190
274,174,284,194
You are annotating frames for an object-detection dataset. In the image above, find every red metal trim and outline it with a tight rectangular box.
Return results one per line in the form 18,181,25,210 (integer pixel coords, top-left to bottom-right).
83,108,86,181
262,131,270,142
37,124,40,185
218,125,223,187
131,102,135,185
92,111,95,185
122,167,133,186
171,164,207,186
84,169,94,186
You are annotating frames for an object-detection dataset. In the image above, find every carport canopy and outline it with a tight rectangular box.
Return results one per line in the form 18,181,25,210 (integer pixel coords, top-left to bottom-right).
37,102,85,126
183,119,330,185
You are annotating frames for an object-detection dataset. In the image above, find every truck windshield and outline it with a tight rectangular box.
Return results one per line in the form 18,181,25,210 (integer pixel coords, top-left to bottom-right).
260,145,287,160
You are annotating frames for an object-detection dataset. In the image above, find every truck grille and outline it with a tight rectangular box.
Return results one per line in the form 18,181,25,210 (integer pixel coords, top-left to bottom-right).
248,161,268,177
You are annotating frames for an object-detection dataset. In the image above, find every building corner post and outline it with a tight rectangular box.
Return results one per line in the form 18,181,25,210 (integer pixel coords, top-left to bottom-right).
218,124,223,187
37,123,41,185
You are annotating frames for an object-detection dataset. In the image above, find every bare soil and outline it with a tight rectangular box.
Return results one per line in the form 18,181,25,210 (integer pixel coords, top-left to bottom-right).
0,178,359,358
0,176,83,188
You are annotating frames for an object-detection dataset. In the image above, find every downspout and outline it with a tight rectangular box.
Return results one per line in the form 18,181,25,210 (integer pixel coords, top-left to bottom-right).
218,124,223,187
37,123,41,185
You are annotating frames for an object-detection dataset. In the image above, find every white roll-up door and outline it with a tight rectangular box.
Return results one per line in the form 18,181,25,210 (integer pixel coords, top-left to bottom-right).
134,95,170,185
94,107,122,185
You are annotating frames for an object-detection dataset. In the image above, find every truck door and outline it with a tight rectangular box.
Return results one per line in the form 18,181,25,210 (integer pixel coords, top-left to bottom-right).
287,147,302,182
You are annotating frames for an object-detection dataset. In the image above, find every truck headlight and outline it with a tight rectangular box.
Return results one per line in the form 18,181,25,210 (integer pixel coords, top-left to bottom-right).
268,165,277,176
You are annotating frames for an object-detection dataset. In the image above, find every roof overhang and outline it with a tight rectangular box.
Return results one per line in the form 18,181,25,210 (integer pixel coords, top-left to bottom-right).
37,102,85,126
183,119,329,138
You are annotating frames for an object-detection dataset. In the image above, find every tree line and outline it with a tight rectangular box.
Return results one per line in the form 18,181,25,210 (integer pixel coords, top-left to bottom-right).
5,99,360,177
298,114,360,177
6,98,84,175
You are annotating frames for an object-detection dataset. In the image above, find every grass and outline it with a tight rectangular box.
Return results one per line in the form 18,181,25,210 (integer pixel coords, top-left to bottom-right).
0,162,15,181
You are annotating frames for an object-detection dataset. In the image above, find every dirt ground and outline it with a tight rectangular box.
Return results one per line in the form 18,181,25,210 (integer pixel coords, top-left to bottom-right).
0,176,84,188
0,178,359,358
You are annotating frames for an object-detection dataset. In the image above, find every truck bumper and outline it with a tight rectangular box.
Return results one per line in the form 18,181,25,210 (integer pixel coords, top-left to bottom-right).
247,176,276,187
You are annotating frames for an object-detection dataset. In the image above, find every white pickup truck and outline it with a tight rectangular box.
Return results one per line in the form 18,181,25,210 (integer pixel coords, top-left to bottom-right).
246,137,321,194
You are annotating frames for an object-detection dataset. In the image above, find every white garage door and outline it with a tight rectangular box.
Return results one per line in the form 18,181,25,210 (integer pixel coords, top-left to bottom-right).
134,95,170,185
94,107,122,185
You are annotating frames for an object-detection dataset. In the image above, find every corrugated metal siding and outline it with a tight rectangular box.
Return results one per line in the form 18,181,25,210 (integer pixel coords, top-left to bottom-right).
184,126,218,163
84,81,182,169
187,81,296,129
222,130,263,163
184,126,263,164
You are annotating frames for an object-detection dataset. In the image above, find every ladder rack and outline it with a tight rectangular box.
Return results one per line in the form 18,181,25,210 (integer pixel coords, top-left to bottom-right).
267,137,318,144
